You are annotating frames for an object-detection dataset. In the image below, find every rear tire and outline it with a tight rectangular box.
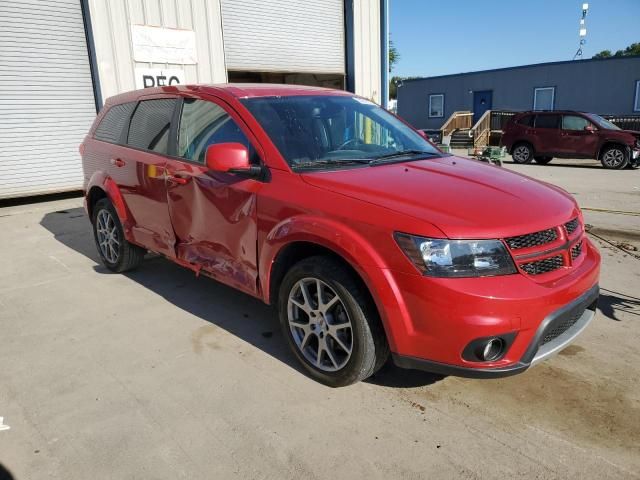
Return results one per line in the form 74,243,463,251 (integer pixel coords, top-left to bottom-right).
512,143,533,164
600,145,629,169
92,198,145,272
278,256,389,387
534,156,553,165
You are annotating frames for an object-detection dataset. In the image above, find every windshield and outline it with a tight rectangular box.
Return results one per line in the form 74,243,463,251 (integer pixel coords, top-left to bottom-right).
587,113,621,130
241,95,441,168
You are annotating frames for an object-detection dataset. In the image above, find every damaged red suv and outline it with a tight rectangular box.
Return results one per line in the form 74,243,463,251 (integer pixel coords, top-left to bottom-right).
81,85,600,386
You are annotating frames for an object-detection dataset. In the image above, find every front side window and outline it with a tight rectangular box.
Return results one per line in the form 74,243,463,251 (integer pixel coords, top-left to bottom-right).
127,99,176,154
177,99,254,164
533,87,555,111
535,114,560,129
428,94,444,118
562,115,592,131
94,102,137,144
241,95,440,169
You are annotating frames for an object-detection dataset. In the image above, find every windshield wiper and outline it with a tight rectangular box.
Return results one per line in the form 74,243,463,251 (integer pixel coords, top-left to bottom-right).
293,158,371,169
369,150,439,165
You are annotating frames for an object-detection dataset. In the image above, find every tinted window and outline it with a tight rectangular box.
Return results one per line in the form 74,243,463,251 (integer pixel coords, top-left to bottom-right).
517,115,534,127
535,114,560,129
94,102,136,144
127,99,176,154
562,115,591,131
177,99,255,164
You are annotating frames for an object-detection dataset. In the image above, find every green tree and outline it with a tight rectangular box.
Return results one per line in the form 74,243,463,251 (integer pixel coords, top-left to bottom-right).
389,39,399,72
593,42,640,58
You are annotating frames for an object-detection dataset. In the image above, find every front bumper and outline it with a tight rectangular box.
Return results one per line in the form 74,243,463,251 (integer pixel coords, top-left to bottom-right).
392,283,599,378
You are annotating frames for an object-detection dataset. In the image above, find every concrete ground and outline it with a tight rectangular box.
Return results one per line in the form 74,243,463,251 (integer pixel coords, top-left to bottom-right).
1,156,639,479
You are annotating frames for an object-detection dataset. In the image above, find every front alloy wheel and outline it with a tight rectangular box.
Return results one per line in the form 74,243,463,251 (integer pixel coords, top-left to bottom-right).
288,278,353,372
601,146,628,169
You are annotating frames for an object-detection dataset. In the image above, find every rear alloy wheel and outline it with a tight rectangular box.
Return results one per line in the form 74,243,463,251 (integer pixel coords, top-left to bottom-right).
92,198,146,272
512,144,533,164
279,256,388,387
600,146,629,169
534,156,553,165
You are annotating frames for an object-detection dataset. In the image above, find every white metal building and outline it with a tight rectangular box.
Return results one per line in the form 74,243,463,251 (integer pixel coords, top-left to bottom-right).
0,0,385,199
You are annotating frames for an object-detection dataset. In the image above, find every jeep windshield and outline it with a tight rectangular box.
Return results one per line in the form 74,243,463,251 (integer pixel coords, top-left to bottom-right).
241,95,442,169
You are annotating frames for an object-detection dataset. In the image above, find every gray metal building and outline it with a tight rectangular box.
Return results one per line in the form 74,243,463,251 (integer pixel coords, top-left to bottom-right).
0,0,385,200
397,55,640,130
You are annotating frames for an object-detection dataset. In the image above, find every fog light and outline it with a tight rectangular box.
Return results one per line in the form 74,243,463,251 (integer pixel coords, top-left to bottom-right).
482,338,504,361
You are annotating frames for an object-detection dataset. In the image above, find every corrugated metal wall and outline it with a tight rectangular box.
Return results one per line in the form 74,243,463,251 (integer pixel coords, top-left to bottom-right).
220,0,345,74
353,0,381,103
0,0,97,199
88,0,227,103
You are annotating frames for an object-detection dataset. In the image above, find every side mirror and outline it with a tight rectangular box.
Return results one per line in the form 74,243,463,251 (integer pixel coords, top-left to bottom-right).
584,125,596,133
205,143,261,176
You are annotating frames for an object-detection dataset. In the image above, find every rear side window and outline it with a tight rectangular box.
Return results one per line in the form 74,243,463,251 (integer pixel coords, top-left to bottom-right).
177,99,256,164
127,99,177,154
517,115,534,127
534,114,560,129
94,102,136,144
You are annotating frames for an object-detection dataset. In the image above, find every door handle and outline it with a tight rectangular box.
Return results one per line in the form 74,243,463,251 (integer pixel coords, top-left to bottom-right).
166,173,191,185
110,158,126,167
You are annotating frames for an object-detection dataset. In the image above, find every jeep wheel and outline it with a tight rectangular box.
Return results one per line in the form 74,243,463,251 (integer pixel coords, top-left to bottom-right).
278,256,388,387
512,143,533,164
534,156,553,165
92,198,146,272
600,146,629,169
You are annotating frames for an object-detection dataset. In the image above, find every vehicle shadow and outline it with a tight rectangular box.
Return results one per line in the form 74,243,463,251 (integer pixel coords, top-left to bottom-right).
597,288,640,322
503,159,603,170
40,207,439,388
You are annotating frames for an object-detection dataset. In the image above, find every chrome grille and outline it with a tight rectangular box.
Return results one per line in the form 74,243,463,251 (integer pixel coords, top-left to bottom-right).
571,241,583,260
520,255,564,275
541,305,586,345
505,228,558,250
565,218,580,235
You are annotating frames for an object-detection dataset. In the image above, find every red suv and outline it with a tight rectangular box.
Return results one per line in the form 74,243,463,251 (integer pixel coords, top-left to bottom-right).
81,85,600,386
502,111,640,169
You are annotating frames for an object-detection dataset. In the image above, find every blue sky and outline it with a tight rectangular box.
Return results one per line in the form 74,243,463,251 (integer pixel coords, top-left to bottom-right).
390,0,640,78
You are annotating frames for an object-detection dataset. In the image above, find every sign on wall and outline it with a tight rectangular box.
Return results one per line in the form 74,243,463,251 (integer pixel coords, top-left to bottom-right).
131,25,197,64
135,68,185,89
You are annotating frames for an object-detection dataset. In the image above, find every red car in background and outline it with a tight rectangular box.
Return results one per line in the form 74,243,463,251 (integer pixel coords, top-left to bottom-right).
502,110,640,169
81,85,600,386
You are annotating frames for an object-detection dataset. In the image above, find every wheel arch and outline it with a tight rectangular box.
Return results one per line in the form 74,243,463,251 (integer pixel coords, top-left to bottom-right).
597,141,629,160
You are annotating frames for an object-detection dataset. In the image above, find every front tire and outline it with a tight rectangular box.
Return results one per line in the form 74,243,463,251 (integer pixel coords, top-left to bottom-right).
534,156,553,165
512,143,533,164
600,145,629,169
92,198,145,272
278,256,389,387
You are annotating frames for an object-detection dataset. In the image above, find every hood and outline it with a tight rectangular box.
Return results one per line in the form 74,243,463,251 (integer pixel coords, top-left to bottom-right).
301,156,579,239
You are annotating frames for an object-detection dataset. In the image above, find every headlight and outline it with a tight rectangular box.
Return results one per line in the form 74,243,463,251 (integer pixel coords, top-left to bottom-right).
394,233,517,277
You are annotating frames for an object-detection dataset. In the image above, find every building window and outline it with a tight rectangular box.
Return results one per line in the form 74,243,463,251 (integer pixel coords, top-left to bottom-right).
428,94,444,118
634,80,640,112
533,87,555,111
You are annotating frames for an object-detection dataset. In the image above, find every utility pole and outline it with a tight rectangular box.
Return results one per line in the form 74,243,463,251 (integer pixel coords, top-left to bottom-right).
573,3,589,60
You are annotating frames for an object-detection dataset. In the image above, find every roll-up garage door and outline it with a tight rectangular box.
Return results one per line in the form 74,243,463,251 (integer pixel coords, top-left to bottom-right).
220,0,345,74
0,0,97,199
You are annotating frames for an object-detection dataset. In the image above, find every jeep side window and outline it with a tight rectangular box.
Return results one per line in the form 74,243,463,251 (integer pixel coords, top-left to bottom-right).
94,102,137,144
534,114,560,129
177,99,257,165
127,99,177,154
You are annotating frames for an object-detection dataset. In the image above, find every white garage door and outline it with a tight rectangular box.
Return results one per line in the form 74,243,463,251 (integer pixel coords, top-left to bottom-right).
220,0,345,74
0,0,97,199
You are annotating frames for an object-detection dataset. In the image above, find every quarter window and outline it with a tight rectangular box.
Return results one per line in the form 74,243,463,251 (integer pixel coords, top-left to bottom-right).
428,94,444,118
517,115,534,126
127,99,177,154
177,99,254,164
562,115,591,131
535,114,560,129
94,102,136,144
533,87,555,111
